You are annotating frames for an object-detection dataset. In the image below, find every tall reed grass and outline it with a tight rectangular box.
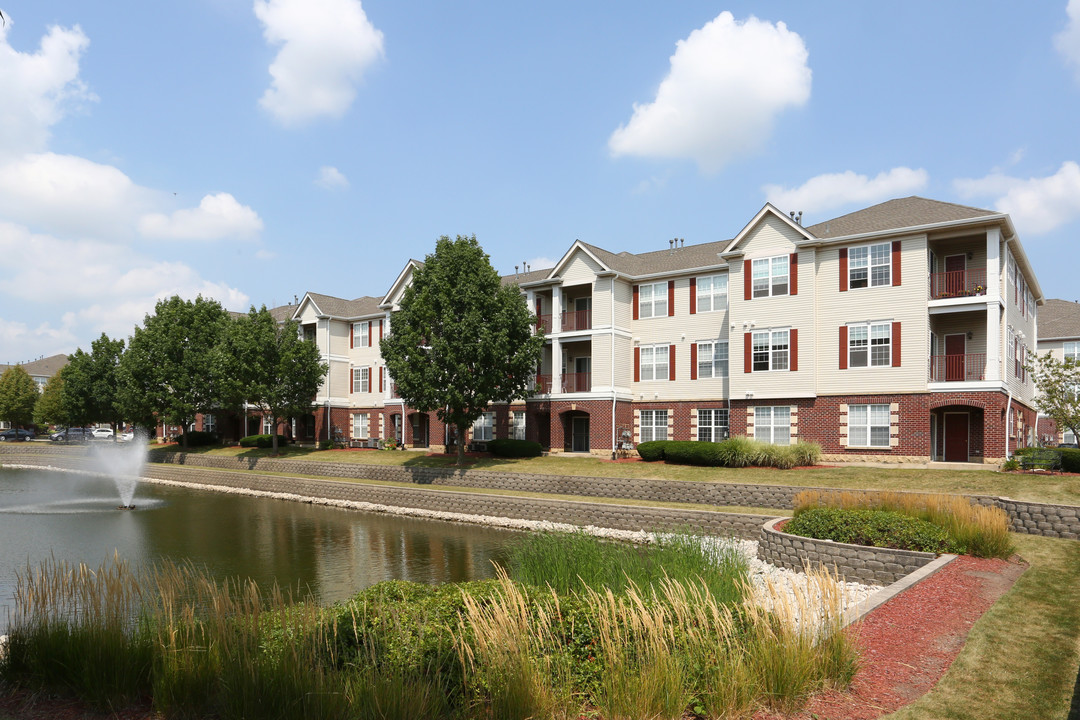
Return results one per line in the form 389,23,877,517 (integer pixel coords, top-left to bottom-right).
793,489,1015,558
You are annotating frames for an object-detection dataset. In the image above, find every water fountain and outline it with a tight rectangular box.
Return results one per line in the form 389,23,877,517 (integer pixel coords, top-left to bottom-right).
88,434,149,509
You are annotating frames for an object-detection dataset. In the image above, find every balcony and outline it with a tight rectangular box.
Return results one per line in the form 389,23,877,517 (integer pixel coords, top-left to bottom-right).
533,372,592,393
536,314,553,334
560,309,592,332
535,374,552,394
929,269,987,300
929,353,987,382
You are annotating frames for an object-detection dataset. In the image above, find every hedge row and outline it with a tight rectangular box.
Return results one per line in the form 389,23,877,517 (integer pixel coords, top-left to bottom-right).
1013,446,1080,473
487,438,543,457
238,433,291,449
178,430,219,448
784,507,954,553
637,436,821,469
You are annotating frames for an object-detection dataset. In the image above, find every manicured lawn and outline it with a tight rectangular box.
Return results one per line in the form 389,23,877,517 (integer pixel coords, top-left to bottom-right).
152,444,1080,506
884,533,1080,720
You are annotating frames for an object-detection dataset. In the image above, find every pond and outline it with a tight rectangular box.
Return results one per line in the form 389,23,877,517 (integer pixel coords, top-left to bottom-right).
0,468,518,631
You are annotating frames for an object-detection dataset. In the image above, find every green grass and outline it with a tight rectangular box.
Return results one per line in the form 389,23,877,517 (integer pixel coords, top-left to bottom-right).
884,533,1080,720
147,444,1080,506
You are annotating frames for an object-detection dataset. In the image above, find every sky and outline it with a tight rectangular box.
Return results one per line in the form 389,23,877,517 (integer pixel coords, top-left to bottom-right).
2,1,1080,363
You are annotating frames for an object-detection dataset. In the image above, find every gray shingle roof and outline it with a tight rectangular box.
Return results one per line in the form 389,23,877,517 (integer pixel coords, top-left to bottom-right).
0,353,68,379
501,268,551,286
577,240,730,277
305,292,383,318
1038,299,1080,340
806,196,999,240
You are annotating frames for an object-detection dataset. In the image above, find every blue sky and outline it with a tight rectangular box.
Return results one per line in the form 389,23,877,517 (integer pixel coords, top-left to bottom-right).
2,1,1080,363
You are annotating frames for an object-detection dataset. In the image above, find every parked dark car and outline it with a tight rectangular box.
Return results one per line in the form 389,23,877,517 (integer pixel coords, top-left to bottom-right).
50,428,92,443
0,428,35,441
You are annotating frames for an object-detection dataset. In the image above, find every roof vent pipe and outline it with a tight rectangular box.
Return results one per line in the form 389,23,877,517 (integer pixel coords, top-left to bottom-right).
796,211,803,225
680,238,684,248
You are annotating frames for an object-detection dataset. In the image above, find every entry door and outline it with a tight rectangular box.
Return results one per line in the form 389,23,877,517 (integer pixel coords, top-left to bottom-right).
944,413,969,462
572,416,589,452
945,334,966,382
411,414,428,448
573,356,591,392
944,255,966,295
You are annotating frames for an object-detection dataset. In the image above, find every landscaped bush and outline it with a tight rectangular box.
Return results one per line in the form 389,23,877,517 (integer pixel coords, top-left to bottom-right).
635,440,667,461
178,430,219,447
661,440,721,466
239,433,290,449
792,489,1014,558
488,438,543,457
1013,445,1080,473
785,507,954,553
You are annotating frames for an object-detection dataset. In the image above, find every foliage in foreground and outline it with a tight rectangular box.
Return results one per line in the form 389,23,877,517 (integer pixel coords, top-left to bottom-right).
239,433,291,449
785,507,954,553
792,489,1015,558
1013,445,1080,473
0,535,857,720
637,436,821,469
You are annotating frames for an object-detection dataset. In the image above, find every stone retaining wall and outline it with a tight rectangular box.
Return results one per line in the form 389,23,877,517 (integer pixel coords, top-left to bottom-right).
757,517,939,585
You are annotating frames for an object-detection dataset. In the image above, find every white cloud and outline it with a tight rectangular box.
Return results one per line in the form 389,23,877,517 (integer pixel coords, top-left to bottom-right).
763,167,928,215
608,12,811,173
255,0,384,126
316,165,349,189
138,193,264,241
0,152,156,238
0,19,95,159
1056,0,1080,82
955,161,1080,235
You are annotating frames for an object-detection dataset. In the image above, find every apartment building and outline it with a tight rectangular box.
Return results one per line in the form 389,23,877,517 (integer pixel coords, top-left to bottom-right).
1034,298,1080,445
293,196,1043,464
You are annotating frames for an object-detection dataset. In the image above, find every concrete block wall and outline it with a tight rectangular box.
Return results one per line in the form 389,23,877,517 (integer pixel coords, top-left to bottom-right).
757,517,938,585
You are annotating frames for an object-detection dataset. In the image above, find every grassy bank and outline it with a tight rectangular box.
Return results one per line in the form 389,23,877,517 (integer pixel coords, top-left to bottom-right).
146,444,1080,506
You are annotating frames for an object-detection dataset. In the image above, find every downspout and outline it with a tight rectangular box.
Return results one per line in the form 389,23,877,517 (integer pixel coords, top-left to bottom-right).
325,317,331,442
1005,389,1013,460
611,276,617,459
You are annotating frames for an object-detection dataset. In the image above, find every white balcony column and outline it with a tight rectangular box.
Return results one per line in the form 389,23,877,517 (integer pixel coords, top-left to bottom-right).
551,285,562,334
551,336,562,394
985,226,1001,300
986,303,1002,382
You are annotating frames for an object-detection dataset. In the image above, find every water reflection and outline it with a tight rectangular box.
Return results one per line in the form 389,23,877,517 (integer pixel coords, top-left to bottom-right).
0,469,517,631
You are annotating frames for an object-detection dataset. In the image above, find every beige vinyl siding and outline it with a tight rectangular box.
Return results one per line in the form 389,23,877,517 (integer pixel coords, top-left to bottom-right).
348,319,384,365
1004,293,1037,403
930,314,987,357
928,235,986,275
815,235,928,395
591,277,612,330
560,252,604,286
326,359,350,402
633,276,728,345
296,303,321,325
328,319,350,356
591,333,612,389
612,335,633,390
613,279,634,330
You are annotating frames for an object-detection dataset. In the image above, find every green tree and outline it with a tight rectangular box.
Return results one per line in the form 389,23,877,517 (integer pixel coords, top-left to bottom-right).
1028,351,1080,444
34,373,68,428
219,306,327,454
380,235,543,466
121,295,232,449
61,334,126,438
0,365,40,437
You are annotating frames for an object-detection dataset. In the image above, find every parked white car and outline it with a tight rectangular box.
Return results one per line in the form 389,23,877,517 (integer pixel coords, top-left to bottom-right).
119,431,135,442
91,428,114,439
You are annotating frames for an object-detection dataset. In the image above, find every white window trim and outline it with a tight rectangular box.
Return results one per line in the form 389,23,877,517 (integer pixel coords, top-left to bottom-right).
697,340,729,379
751,329,790,372
752,255,789,298
1065,341,1080,364
847,404,890,448
848,321,892,368
472,412,494,442
638,281,668,319
511,411,526,441
697,408,729,443
352,412,370,439
640,409,668,443
640,343,670,381
696,274,728,313
753,406,791,446
848,243,891,289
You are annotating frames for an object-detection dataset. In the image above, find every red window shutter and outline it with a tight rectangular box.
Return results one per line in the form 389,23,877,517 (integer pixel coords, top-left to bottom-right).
379,367,384,393
690,343,698,380
839,326,848,370
892,241,901,286
633,285,639,320
669,344,676,381
689,277,697,314
892,322,902,367
350,371,354,394
634,347,640,382
839,248,848,292
379,319,383,342
789,329,798,371
668,280,675,316
744,332,752,373
744,260,752,300
536,298,542,317
350,325,354,349
790,254,798,296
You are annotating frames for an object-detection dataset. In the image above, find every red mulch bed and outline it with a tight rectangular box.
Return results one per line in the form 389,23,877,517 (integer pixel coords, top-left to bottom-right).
0,555,1027,720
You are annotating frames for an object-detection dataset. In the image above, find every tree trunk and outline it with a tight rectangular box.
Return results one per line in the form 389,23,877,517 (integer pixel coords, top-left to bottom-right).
271,415,279,455
456,421,467,466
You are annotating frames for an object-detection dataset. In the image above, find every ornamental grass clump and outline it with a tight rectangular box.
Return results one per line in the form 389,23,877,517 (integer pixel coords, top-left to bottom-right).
792,490,1015,558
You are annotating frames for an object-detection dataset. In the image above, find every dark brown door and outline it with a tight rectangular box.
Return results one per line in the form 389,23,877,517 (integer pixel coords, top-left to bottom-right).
944,255,966,296
945,334,966,381
944,413,969,462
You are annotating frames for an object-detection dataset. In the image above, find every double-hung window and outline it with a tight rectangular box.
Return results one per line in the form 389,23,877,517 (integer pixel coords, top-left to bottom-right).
353,367,370,393
353,322,369,348
640,344,670,381
511,412,526,441
753,406,790,445
638,282,668,318
640,409,668,442
697,408,729,442
848,404,890,447
1065,342,1080,365
697,341,728,378
697,274,728,312
752,256,789,298
262,416,273,434
352,413,370,439
849,243,891,289
752,330,789,371
203,414,216,432
848,322,891,367
472,412,494,442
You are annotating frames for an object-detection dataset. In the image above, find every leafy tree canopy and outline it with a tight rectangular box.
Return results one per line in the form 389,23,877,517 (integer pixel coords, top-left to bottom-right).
380,235,543,465
1028,351,1080,444
34,373,68,429
0,365,40,432
61,334,126,435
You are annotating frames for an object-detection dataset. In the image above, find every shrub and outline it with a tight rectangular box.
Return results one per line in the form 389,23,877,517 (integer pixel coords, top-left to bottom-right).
713,436,762,467
488,438,543,458
785,507,954,553
178,430,218,448
636,441,668,461
662,440,722,466
238,433,290,449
